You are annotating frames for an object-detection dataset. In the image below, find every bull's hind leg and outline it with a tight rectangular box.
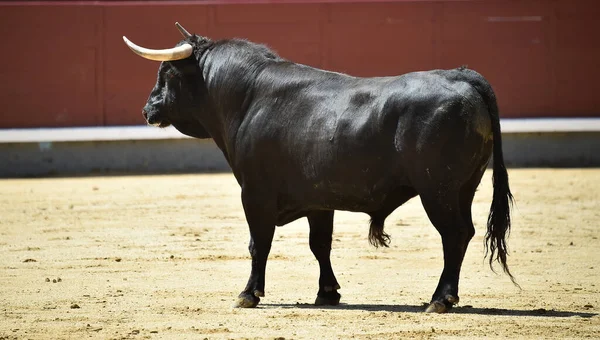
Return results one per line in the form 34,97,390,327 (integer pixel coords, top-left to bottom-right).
308,211,341,306
419,186,475,313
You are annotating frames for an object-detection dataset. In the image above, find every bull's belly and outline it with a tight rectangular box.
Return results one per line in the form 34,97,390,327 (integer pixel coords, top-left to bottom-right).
271,145,407,225
274,180,400,226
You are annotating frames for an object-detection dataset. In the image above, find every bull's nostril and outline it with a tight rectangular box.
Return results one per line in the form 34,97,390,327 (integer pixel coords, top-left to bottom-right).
142,110,148,120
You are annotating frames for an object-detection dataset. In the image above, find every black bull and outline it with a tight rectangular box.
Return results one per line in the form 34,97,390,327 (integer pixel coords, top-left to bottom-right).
124,24,515,313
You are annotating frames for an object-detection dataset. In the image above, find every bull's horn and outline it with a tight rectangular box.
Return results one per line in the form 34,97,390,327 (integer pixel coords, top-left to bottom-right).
122,36,193,62
175,22,192,39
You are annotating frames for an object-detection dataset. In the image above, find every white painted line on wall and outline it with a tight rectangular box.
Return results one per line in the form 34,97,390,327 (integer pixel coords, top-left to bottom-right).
486,16,543,22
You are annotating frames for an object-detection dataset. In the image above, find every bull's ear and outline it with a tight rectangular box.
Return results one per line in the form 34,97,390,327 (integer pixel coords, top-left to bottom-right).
190,36,212,61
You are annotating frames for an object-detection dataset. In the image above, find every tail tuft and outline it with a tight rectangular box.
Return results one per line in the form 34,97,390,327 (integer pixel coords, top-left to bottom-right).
485,165,518,287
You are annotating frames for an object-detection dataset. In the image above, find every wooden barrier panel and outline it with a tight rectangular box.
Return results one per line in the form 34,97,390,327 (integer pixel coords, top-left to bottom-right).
0,0,598,128
0,5,104,127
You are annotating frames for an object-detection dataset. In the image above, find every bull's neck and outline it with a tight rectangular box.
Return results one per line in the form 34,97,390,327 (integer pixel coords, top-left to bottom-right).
197,54,259,163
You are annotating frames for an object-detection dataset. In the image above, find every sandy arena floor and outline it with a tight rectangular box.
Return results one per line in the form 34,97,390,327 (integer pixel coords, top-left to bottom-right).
1,169,599,339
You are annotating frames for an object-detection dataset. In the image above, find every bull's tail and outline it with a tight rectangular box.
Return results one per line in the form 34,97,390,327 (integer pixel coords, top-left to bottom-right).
469,72,517,285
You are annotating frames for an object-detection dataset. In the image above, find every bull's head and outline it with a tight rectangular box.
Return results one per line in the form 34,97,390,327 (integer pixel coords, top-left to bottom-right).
123,23,212,138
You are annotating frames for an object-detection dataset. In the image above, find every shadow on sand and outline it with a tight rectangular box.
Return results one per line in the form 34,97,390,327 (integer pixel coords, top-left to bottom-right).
260,303,597,318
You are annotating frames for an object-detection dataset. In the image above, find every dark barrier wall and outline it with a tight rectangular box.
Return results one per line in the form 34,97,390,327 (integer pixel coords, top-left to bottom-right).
1,0,598,128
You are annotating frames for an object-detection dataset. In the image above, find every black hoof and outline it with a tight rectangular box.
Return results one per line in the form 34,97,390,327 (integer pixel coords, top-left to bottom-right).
234,292,260,308
425,294,459,313
425,301,448,313
315,290,341,306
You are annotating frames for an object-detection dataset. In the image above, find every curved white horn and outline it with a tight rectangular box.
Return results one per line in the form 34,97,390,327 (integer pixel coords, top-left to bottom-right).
122,36,193,61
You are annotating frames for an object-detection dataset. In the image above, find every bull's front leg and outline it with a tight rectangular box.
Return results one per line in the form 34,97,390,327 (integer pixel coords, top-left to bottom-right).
308,211,341,306
235,190,276,308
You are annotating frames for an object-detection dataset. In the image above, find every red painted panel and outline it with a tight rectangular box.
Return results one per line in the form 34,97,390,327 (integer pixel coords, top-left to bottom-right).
438,1,555,117
103,5,210,126
215,24,322,67
554,0,600,115
326,2,436,76
214,3,321,24
1,0,600,128
328,1,434,24
0,5,102,128
213,4,323,67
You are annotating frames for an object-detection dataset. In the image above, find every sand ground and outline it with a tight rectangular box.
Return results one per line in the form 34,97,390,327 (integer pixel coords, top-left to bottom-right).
1,169,599,339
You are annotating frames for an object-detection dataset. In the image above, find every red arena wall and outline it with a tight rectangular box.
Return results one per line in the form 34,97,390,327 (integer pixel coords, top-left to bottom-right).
0,0,598,128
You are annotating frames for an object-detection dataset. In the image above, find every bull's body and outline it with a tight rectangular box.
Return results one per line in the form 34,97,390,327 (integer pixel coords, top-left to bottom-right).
125,28,514,313
236,64,491,226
